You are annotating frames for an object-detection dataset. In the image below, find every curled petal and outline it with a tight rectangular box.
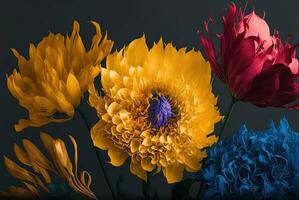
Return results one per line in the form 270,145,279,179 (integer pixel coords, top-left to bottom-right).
163,164,184,184
108,147,128,167
90,35,220,184
7,20,113,131
130,161,147,181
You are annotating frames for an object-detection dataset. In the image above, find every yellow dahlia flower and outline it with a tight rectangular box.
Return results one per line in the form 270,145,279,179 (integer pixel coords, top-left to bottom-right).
89,36,222,183
7,20,113,132
1,132,96,199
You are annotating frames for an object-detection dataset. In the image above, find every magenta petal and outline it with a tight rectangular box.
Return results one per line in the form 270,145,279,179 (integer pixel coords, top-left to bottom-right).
289,58,299,74
226,37,256,83
221,3,240,57
198,31,222,80
198,2,299,109
232,49,271,98
243,65,280,106
244,64,299,107
243,11,271,42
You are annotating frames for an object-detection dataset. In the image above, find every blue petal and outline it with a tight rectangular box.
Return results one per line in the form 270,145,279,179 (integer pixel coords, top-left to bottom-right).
201,118,299,199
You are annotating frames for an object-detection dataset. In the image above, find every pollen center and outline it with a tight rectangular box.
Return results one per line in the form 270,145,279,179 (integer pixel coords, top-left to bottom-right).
148,93,172,129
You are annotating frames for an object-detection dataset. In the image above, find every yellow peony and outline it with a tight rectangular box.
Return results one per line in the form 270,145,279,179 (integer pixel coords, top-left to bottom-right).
1,132,96,199
7,20,113,132
89,36,222,183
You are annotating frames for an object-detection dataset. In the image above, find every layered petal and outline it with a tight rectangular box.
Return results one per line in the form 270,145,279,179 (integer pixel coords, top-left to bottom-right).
89,36,221,183
198,3,299,109
7,20,113,131
2,132,97,199
200,118,299,199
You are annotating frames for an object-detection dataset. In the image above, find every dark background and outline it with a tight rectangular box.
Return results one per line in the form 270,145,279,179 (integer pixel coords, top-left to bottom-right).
1,0,299,199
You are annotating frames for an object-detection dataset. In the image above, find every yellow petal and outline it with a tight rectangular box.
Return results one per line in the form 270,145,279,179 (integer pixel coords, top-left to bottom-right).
163,164,184,184
22,139,52,170
33,96,56,113
116,88,131,100
14,119,32,132
107,147,128,167
55,92,74,117
106,51,123,72
80,170,92,189
71,20,80,38
68,135,78,174
40,132,55,158
107,102,121,116
66,73,82,106
130,161,147,181
91,121,113,150
125,35,149,67
53,139,73,172
141,157,155,172
88,84,106,114
130,139,140,153
142,137,151,147
77,66,101,92
23,182,38,196
79,171,97,199
101,68,114,94
14,144,31,166
98,33,114,60
146,38,164,71
4,156,35,183
39,168,51,184
88,84,99,105
11,49,35,81
90,21,102,47
109,70,122,85
184,154,202,172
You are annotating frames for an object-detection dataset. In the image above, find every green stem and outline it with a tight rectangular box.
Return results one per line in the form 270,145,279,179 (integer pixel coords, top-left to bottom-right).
218,95,238,140
76,108,117,200
143,173,151,200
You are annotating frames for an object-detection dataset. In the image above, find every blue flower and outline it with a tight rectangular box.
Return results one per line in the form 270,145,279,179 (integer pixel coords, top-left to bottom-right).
200,118,299,199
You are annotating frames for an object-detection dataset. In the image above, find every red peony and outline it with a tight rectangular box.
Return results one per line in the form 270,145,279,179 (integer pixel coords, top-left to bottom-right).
198,3,299,108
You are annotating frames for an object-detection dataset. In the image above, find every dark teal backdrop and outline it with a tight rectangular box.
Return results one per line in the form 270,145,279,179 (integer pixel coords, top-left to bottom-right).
1,0,299,198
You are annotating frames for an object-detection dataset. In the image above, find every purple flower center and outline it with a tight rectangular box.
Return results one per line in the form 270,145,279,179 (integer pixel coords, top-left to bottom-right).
148,93,172,129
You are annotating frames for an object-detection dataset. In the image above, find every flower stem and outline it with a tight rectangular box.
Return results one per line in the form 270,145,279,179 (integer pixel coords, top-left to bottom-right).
76,108,117,200
218,95,238,140
143,173,151,200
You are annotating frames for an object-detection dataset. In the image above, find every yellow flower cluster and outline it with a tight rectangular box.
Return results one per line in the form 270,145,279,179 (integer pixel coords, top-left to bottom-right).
5,19,222,194
89,36,222,183
7,21,113,131
1,132,96,199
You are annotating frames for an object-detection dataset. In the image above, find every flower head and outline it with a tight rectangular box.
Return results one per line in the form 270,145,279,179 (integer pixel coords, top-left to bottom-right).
198,3,299,108
89,36,222,183
7,21,113,131
200,118,299,199
1,132,96,200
